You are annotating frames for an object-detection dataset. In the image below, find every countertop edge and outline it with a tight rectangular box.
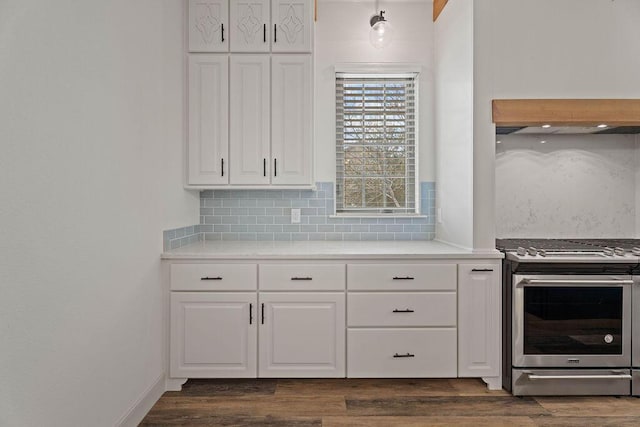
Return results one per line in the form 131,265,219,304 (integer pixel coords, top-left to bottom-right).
161,252,504,260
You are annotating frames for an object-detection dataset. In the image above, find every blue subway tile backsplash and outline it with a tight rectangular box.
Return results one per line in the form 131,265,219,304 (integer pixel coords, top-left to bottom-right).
164,182,435,248
200,182,435,242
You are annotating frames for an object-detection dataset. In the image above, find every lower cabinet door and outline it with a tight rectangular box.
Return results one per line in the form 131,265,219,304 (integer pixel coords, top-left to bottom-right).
259,292,346,377
170,292,257,378
347,328,457,378
457,264,501,377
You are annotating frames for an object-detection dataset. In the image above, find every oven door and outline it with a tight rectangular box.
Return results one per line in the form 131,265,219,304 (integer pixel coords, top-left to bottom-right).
513,274,631,368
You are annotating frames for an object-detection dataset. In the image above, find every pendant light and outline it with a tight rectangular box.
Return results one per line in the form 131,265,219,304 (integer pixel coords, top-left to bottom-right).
369,10,393,49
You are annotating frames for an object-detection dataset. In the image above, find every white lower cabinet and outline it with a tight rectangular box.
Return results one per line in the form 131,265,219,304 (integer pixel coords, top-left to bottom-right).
258,292,346,377
170,292,257,378
457,264,501,378
346,263,459,378
168,259,500,385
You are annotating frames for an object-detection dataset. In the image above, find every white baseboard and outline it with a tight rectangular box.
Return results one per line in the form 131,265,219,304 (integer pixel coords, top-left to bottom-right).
116,373,166,427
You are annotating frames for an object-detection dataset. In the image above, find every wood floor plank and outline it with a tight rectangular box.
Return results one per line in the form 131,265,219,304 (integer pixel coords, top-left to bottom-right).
530,415,640,427
163,379,277,397
148,395,347,417
322,415,537,427
345,396,550,417
140,414,321,426
534,396,640,417
275,378,458,398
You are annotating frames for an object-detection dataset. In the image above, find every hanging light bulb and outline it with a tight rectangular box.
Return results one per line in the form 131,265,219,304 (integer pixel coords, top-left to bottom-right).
369,11,393,49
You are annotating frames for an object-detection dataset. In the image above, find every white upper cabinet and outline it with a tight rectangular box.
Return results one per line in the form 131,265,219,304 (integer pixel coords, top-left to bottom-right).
271,55,312,185
271,0,313,53
188,55,229,185
230,0,270,52
188,0,229,52
229,55,271,185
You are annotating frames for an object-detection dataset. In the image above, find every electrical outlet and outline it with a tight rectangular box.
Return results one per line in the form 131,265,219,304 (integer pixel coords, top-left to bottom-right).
291,208,301,224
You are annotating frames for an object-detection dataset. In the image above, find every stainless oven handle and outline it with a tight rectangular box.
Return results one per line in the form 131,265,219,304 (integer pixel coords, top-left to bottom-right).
527,373,632,380
522,279,634,286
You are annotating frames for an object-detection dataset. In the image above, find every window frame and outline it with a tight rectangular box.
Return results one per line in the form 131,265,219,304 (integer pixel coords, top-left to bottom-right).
333,64,420,217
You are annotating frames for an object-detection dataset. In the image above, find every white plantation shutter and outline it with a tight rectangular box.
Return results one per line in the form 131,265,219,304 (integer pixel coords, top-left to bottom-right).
335,73,417,214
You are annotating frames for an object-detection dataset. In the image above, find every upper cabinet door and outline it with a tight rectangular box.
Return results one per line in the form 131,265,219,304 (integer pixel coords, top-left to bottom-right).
271,55,312,185
229,55,271,185
188,55,229,185
271,0,313,53
230,0,270,52
189,0,229,52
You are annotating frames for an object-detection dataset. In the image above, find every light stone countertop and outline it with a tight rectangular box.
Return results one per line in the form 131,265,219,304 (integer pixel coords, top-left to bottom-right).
161,240,504,260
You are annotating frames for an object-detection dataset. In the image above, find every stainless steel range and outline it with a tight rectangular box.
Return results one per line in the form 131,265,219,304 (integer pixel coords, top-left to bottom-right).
498,238,640,396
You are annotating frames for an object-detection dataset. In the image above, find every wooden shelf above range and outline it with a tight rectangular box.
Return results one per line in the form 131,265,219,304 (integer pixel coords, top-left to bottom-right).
492,99,640,127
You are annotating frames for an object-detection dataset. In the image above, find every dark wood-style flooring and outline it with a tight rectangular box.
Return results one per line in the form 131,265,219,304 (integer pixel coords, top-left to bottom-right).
141,378,640,426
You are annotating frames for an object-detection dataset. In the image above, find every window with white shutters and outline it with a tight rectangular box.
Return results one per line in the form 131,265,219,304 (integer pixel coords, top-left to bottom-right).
335,73,417,215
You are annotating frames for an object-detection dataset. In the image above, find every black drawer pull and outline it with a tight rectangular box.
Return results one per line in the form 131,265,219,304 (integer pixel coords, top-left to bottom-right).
263,23,266,43
393,353,415,358
261,303,265,324
291,277,312,281
201,276,222,281
274,24,277,43
393,276,414,280
471,268,494,272
392,309,414,313
221,23,225,42
249,303,253,324
221,158,224,177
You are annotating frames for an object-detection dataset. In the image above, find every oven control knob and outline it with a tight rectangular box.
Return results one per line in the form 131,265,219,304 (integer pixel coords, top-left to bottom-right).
614,247,626,256
516,247,527,256
632,247,640,256
527,247,538,256
603,247,615,256
604,334,614,344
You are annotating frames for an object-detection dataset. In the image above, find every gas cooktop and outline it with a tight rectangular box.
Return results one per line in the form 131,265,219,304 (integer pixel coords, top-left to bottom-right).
496,238,640,263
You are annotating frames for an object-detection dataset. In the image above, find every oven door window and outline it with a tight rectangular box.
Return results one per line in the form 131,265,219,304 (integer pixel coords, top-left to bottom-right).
524,287,623,355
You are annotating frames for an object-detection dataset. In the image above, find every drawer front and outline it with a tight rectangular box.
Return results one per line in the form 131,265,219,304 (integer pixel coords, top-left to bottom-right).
171,263,257,291
347,328,457,378
259,264,345,291
348,264,456,291
348,292,456,327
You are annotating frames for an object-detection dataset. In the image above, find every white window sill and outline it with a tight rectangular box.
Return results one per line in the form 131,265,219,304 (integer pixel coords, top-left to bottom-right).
329,214,428,219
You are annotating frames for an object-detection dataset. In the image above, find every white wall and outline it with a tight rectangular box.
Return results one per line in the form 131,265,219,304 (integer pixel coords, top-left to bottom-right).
314,0,434,182
434,0,474,249
496,135,637,238
472,0,640,249
0,1,198,426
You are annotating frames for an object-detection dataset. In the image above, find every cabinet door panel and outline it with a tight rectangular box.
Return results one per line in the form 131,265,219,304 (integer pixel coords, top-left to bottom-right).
188,0,229,52
271,55,312,185
188,55,229,185
171,292,257,378
271,0,313,53
259,293,345,377
230,0,270,52
229,55,271,184
457,264,501,377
